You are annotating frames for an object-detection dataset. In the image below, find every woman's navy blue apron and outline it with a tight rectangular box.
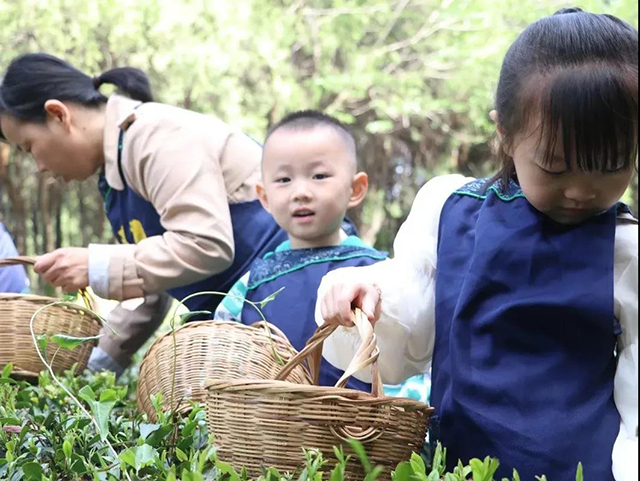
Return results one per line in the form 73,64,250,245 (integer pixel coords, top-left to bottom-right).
431,178,625,480
242,239,387,391
98,129,288,313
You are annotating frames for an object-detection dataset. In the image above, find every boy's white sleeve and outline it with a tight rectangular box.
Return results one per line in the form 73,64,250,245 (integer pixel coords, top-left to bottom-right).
612,219,638,481
315,174,473,385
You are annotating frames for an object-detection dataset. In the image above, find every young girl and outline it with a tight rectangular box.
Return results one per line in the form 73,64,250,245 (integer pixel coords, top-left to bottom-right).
316,8,637,481
0,53,287,375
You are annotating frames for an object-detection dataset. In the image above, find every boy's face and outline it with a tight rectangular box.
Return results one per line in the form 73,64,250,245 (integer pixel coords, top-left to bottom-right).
259,126,367,249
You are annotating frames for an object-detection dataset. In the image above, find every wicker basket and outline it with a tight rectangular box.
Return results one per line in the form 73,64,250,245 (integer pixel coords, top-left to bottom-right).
0,257,103,377
137,320,313,421
205,311,434,480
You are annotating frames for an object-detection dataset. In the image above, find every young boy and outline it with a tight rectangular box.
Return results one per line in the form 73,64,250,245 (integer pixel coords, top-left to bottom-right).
215,111,429,399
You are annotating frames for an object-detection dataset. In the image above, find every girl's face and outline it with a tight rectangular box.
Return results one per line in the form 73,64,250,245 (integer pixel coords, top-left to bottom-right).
0,103,102,182
510,124,635,225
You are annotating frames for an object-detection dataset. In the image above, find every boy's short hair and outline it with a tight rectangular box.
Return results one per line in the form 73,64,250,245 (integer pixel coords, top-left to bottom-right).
265,110,356,154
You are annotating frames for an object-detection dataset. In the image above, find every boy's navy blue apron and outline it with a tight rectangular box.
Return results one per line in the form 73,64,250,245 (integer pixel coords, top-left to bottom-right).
432,178,625,480
98,128,288,313
242,239,387,392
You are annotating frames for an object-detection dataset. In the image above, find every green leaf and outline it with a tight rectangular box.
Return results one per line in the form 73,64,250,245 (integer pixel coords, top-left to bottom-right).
1,363,13,378
427,472,440,481
512,469,521,481
258,287,285,308
165,468,177,481
120,444,157,472
410,452,426,476
63,439,73,458
575,463,583,481
50,334,103,350
348,439,372,474
391,462,413,481
364,466,385,481
36,334,49,360
179,311,212,324
215,459,241,481
78,386,117,442
175,447,188,462
145,425,173,447
22,462,44,480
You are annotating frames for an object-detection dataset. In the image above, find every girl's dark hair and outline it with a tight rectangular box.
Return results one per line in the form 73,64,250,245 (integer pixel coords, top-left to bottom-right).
494,8,638,183
0,53,152,137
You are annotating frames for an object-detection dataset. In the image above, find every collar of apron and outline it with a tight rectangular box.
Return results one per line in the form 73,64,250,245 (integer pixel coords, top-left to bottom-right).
102,95,142,191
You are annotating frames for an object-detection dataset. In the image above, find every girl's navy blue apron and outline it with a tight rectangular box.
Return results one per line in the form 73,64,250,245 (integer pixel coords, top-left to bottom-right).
241,239,387,391
432,178,625,480
98,128,288,313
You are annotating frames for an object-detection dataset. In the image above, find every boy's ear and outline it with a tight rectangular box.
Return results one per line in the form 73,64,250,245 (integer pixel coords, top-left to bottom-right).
348,172,369,209
256,183,271,213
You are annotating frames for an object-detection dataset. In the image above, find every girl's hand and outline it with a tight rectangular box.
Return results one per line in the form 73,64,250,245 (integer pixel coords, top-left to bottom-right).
34,248,90,293
319,276,382,327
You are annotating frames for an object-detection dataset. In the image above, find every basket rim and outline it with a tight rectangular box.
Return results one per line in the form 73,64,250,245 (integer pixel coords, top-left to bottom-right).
0,293,103,325
138,320,303,372
204,378,434,413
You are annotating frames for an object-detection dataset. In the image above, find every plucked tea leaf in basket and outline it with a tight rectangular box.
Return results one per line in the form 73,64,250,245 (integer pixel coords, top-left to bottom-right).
50,334,103,350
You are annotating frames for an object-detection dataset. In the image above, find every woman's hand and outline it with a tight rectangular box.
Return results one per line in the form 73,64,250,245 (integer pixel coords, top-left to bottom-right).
319,274,382,327
34,248,90,292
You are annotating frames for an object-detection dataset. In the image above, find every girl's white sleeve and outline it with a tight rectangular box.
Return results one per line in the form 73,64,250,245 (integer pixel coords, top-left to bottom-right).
315,174,473,385
612,218,638,481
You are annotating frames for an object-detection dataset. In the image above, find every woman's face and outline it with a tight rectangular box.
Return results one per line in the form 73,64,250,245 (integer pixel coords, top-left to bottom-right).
0,104,101,182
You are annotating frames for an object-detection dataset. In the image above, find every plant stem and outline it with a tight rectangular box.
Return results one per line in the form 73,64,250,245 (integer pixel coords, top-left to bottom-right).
29,301,133,481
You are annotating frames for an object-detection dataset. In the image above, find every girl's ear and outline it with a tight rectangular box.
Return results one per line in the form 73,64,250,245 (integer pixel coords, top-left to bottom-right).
491,110,514,157
347,172,369,209
490,110,505,140
44,100,72,132
256,183,271,213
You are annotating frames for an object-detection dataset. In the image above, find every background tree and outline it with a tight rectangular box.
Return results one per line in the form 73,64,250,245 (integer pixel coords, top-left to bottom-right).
0,0,637,293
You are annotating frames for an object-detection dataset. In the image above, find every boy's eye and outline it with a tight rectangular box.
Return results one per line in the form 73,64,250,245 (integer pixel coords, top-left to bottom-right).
275,177,291,184
313,173,330,180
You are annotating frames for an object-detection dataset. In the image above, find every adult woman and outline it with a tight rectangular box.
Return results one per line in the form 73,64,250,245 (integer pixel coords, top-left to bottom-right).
0,53,287,374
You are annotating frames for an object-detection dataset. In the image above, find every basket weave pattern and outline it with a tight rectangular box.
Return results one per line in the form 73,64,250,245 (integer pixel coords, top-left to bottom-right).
205,313,433,480
137,321,313,421
0,257,102,377
0,293,102,377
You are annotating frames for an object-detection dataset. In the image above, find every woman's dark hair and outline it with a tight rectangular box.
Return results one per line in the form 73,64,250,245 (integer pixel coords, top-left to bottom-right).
494,8,638,184
0,53,153,138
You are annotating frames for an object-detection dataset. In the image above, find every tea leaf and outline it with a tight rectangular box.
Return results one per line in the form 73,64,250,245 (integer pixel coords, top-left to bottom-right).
1,363,13,378
179,311,212,324
258,287,285,308
22,461,44,480
36,334,49,360
120,444,157,472
50,334,103,350
391,462,414,481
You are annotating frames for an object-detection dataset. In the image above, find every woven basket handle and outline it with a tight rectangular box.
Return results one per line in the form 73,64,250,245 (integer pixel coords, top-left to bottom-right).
275,310,383,398
0,255,38,267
